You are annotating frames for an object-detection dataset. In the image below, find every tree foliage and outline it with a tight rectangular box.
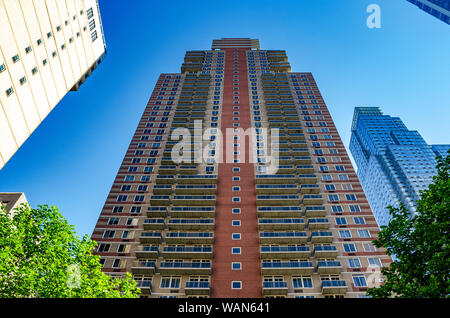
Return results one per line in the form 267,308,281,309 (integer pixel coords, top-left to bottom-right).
367,153,450,298
0,204,140,298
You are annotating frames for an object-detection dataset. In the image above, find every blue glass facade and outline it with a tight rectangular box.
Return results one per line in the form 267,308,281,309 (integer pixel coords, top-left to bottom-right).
406,0,450,25
349,107,443,227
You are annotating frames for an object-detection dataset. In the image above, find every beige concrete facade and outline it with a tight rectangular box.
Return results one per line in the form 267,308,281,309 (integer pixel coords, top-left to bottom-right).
0,0,106,169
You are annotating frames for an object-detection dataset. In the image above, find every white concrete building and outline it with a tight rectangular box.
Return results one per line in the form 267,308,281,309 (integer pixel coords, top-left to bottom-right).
0,0,106,169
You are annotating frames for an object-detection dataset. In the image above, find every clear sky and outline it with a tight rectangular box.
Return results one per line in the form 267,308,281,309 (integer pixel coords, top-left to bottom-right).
0,0,449,237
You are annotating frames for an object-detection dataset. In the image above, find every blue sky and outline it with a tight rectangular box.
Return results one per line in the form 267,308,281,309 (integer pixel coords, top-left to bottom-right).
0,0,449,237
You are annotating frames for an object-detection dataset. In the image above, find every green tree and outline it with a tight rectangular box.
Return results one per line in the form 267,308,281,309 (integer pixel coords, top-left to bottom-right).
367,153,450,298
0,204,140,298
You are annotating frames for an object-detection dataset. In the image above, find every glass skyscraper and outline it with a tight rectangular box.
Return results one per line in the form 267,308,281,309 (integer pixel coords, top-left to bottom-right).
406,0,450,25
349,107,447,227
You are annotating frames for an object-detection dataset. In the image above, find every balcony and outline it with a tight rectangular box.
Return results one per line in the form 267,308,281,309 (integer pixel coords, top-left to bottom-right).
261,261,314,275
158,165,177,174
181,63,203,73
135,246,159,259
260,245,310,259
150,195,170,206
256,195,301,206
167,218,215,231
143,218,165,230
178,165,198,174
177,175,217,184
307,218,329,230
300,184,320,194
321,280,347,295
292,148,309,156
164,232,214,244
131,261,156,275
255,174,296,184
259,231,307,244
185,281,210,296
159,261,211,275
139,232,162,244
175,185,217,195
310,231,334,243
170,206,215,218
302,195,324,205
276,165,295,174
257,206,302,218
298,174,318,184
161,246,212,259
262,281,288,296
172,195,216,206
313,245,338,258
255,184,298,195
317,261,343,274
147,207,168,217
152,185,172,195
136,280,152,294
156,175,175,184
304,206,327,217
258,218,305,230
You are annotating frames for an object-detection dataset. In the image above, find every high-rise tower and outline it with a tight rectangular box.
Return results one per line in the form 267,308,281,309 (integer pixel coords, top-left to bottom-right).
406,0,450,25
92,38,390,298
0,0,106,169
350,107,446,227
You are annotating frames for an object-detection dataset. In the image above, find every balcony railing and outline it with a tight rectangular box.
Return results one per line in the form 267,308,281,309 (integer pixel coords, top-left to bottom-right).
260,245,310,259
261,261,314,275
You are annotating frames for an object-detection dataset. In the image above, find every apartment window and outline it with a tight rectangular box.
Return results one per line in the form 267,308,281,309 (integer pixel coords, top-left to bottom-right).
231,281,242,289
232,167,240,172
25,46,32,54
108,218,120,225
112,206,123,213
358,230,371,238
368,258,382,267
352,275,367,287
103,230,115,238
232,208,241,214
331,205,343,213
89,19,96,31
134,195,145,202
160,276,181,289
31,67,38,75
12,55,20,63
343,243,356,253
91,30,98,42
112,259,121,268
37,39,42,46
335,217,347,225
349,205,361,213
19,76,27,85
52,51,57,58
56,25,61,32
232,262,241,270
231,247,241,254
232,220,241,227
232,186,240,192
87,7,94,19
348,258,361,268
117,195,127,202
353,217,365,225
292,276,313,288
47,32,52,38
232,176,240,181
345,194,357,201
0,64,5,73
363,243,376,252
130,206,141,214
232,233,241,240
328,194,339,202
339,230,351,238
97,243,110,252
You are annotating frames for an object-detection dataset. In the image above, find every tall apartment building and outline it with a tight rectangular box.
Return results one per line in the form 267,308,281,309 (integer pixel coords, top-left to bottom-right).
0,0,106,169
350,107,448,227
406,0,450,25
92,38,390,298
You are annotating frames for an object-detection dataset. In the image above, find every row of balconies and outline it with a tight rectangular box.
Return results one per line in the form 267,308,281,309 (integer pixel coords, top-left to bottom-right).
131,260,212,276
150,195,216,206
256,205,327,218
258,231,333,244
135,245,213,259
262,280,347,296
255,174,317,184
139,231,214,245
260,245,338,259
260,260,342,275
143,218,215,231
155,175,217,184
136,280,211,296
257,218,329,230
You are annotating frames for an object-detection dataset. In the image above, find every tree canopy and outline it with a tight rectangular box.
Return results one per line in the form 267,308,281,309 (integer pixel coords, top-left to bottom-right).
0,204,140,298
